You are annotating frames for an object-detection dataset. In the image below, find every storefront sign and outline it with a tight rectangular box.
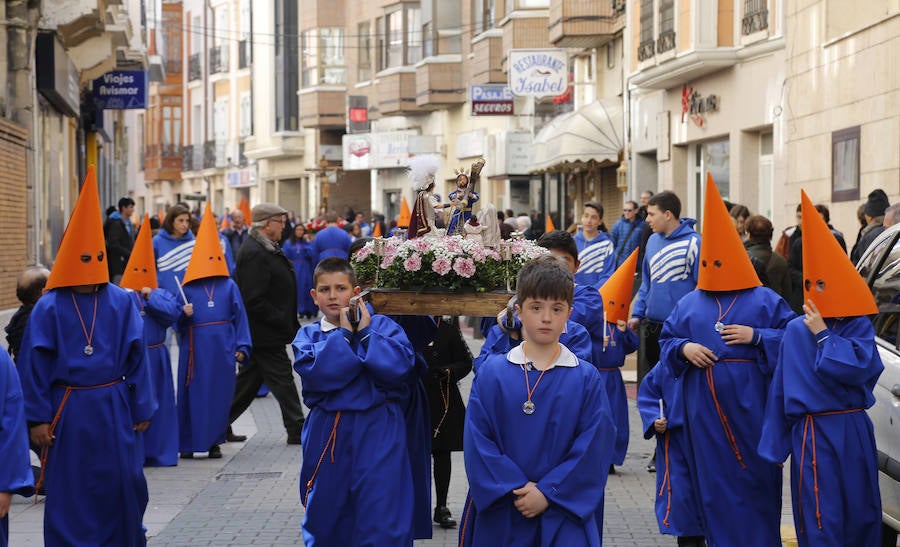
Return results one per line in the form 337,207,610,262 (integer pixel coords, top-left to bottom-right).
471,85,514,116
506,132,532,175
92,71,148,110
456,129,486,159
341,130,416,170
35,32,80,118
681,85,719,128
508,49,568,98
226,167,257,188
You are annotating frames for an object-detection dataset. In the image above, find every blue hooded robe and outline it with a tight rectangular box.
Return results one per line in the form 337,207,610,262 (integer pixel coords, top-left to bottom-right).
593,321,639,465
474,320,593,373
176,277,251,452
18,285,156,546
0,351,34,547
659,286,794,547
283,238,317,316
758,315,882,547
463,345,615,547
293,315,416,546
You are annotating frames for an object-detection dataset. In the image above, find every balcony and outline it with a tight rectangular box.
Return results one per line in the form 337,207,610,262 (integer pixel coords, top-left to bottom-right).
238,39,250,69
656,30,676,54
165,59,182,78
203,140,216,169
299,88,347,128
209,45,228,74
182,145,194,170
548,0,625,48
415,56,465,109
374,69,417,116
43,0,106,48
637,39,656,62
742,0,769,35
500,13,551,70
470,30,504,84
189,53,201,81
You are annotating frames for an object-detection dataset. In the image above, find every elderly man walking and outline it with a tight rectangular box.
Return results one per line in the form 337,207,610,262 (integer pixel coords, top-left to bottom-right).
228,203,304,444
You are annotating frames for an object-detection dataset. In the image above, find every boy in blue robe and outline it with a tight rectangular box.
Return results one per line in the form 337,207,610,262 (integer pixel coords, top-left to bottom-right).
573,202,616,289
637,360,706,546
658,177,794,547
19,166,156,546
463,255,615,547
0,350,34,547
758,192,883,547
176,204,252,459
293,257,417,545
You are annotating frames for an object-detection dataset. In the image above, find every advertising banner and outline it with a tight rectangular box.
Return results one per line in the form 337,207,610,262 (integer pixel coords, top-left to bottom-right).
92,71,148,110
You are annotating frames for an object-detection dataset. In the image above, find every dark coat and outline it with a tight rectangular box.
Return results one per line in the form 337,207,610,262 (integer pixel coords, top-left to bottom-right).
745,239,792,304
103,213,134,279
223,227,249,257
423,318,472,452
234,230,299,348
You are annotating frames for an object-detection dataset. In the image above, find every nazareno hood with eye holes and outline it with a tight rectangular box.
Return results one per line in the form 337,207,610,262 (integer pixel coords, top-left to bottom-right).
182,202,230,284
46,165,111,290
800,190,877,318
696,173,761,292
120,213,158,290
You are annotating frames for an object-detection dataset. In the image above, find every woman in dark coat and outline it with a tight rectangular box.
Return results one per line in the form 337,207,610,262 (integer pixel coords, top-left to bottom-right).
424,316,472,529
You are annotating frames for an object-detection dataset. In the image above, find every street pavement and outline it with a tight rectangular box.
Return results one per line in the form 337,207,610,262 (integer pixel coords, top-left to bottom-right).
8,329,800,546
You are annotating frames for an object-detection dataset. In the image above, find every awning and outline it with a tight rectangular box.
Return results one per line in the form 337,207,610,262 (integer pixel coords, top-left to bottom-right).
530,98,624,172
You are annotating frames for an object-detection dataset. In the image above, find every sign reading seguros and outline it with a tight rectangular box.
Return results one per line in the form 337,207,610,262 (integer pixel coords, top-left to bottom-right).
508,49,568,98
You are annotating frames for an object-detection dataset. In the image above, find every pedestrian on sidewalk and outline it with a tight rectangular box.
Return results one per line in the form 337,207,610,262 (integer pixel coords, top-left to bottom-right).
0,349,35,547
759,192,883,547
293,258,417,545
658,177,794,547
18,167,155,545
610,200,643,268
176,203,251,460
103,196,135,284
228,203,305,445
637,360,706,547
424,316,472,529
462,256,615,546
5,266,49,361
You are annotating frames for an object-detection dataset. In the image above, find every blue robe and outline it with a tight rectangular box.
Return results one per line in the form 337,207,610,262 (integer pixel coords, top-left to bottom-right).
758,316,882,547
463,345,615,547
637,360,705,537
659,286,794,547
474,320,593,373
0,351,34,547
283,239,316,316
293,316,416,546
593,322,639,465
18,285,156,546
132,289,182,466
176,277,251,452
446,190,479,236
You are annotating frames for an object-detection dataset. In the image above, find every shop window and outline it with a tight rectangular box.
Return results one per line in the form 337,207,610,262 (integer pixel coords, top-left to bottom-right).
831,126,860,202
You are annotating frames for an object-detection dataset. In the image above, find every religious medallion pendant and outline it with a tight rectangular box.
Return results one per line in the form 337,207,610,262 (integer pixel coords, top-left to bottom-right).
522,400,536,415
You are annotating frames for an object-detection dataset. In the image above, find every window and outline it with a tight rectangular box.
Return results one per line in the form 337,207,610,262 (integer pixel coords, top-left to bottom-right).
406,6,422,64
657,0,676,53
638,0,655,61
507,0,548,15
163,9,181,74
473,0,495,35
302,29,346,87
381,4,423,69
275,0,298,131
742,0,769,35
387,10,403,68
358,22,371,81
239,0,251,68
240,93,252,138
832,126,860,202
376,17,386,71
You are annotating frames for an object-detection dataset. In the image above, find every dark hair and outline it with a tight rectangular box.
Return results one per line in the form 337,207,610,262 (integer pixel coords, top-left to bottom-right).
648,191,681,218
505,209,514,218
745,215,774,241
537,230,579,264
162,204,192,235
289,223,307,244
625,200,638,210
516,255,573,305
325,211,339,224
16,266,49,306
584,201,604,218
641,190,655,198
497,210,505,222
814,204,831,223
348,237,373,259
729,204,750,220
118,197,135,210
313,257,358,287
149,217,161,230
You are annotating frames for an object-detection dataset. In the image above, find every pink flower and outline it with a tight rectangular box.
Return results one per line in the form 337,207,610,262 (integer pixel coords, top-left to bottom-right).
453,257,476,278
403,253,422,272
380,254,395,269
412,238,431,252
432,258,452,276
445,239,463,254
354,245,373,261
470,247,488,263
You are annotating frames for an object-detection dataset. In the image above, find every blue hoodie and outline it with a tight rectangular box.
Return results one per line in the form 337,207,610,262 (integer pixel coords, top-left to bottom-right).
574,230,615,289
632,219,700,322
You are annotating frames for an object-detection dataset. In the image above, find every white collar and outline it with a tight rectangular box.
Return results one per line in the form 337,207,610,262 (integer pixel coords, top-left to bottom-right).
320,317,340,332
507,343,578,369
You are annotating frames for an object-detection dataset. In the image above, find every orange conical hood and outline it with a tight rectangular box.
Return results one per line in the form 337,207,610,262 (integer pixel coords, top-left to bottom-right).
183,202,230,284
46,166,110,290
398,196,411,228
120,214,158,290
800,191,876,317
697,173,761,292
599,249,638,323
372,222,382,237
546,215,556,232
239,197,252,226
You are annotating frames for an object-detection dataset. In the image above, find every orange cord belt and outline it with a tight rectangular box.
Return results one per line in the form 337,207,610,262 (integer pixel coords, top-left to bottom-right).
185,321,230,387
658,430,673,527
705,358,754,469
147,341,165,349
459,494,475,547
35,378,124,502
797,408,862,533
304,411,342,507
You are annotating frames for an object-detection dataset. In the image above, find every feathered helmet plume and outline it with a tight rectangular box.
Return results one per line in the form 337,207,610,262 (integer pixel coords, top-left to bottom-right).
407,154,441,192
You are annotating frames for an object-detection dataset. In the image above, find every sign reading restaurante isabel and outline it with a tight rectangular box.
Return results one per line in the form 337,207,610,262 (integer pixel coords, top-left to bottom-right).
508,49,568,98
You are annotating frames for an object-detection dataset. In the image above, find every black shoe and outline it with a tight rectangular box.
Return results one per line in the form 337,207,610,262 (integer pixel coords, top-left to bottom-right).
646,461,656,473
208,445,222,459
608,464,617,475
433,506,457,529
180,452,194,459
226,427,247,443
286,432,302,445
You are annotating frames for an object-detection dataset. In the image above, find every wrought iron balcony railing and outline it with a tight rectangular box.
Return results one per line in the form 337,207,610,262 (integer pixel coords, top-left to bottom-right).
656,30,676,54
637,39,656,62
189,53,201,81
742,0,768,35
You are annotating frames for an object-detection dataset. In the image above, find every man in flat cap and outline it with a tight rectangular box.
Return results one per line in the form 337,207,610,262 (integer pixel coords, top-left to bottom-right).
228,203,305,444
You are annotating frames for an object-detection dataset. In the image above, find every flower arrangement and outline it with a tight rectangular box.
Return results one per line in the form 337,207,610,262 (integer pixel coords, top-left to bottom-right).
305,217,346,234
351,235,549,292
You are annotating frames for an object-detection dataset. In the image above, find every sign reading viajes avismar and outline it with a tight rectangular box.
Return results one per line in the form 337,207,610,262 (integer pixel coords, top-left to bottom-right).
507,49,568,98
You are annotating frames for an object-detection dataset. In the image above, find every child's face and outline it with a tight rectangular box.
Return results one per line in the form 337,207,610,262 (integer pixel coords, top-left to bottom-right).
516,297,571,346
310,272,360,323
546,249,578,274
581,207,601,232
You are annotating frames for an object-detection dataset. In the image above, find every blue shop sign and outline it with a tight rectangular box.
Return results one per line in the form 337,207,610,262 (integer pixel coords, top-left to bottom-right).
92,71,148,110
470,84,514,116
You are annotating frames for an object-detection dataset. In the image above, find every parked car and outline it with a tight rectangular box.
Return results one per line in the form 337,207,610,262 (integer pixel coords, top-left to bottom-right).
857,223,900,546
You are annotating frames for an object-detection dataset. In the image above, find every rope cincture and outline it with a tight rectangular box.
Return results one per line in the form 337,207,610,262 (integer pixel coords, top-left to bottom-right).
705,358,754,470
185,320,230,387
658,431,673,528
304,411,342,507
